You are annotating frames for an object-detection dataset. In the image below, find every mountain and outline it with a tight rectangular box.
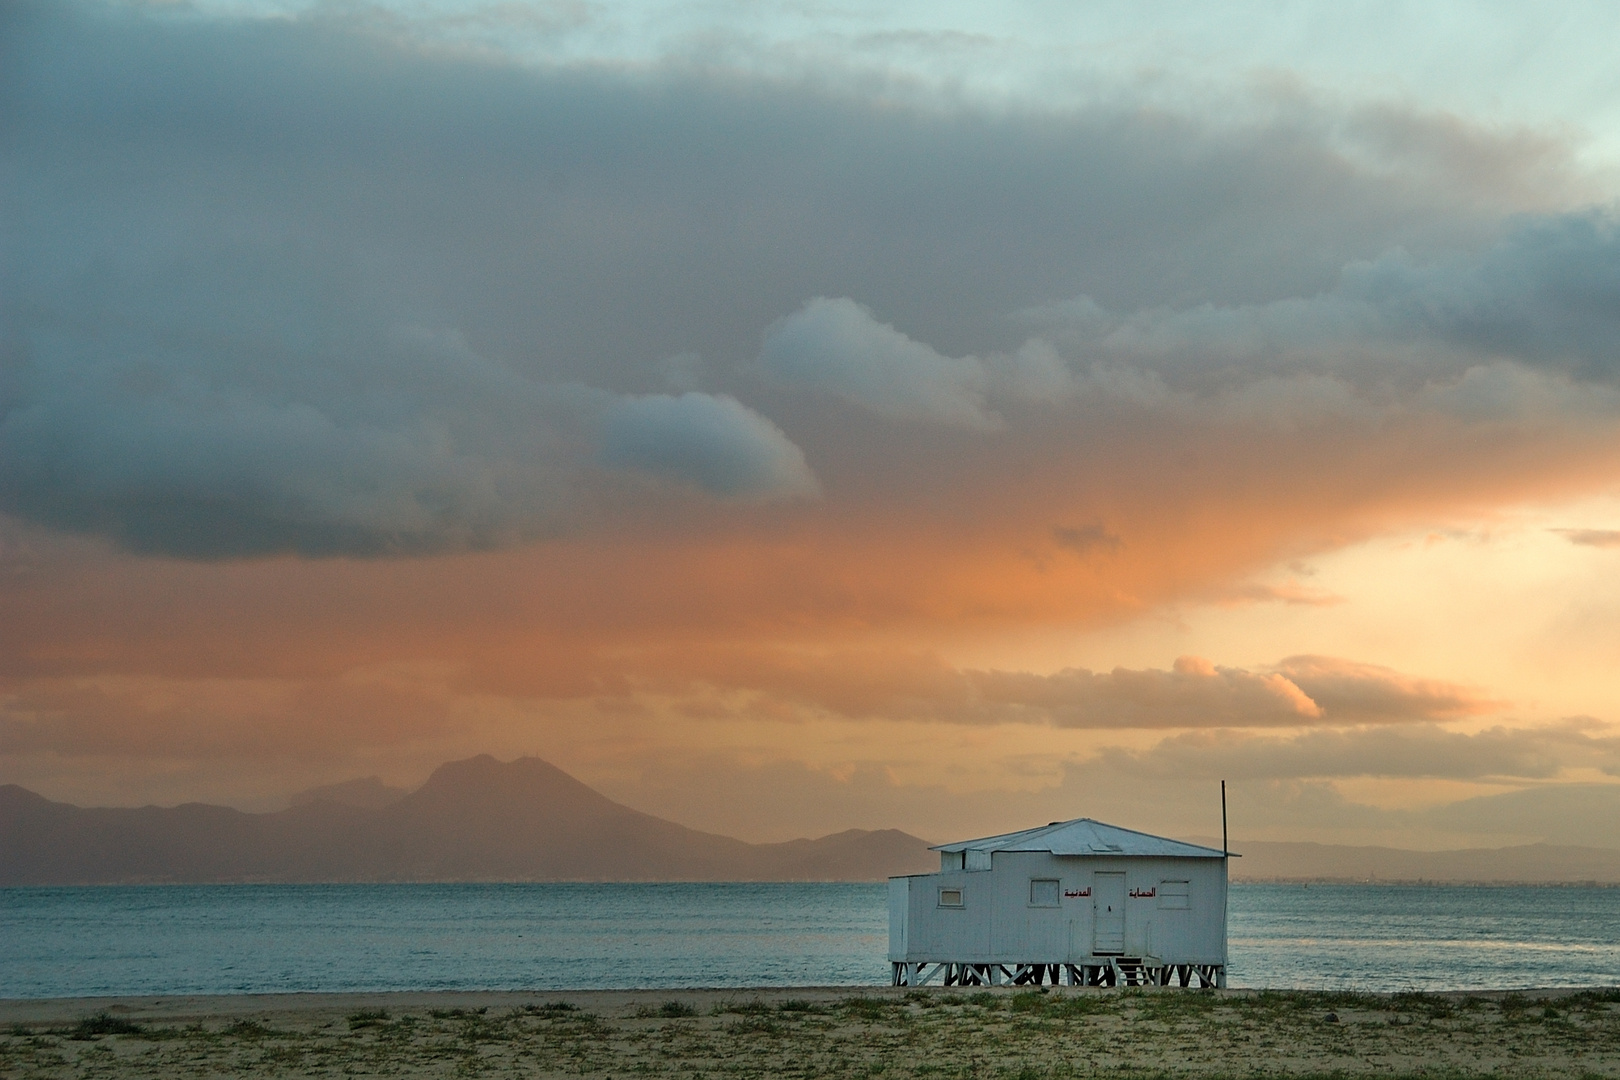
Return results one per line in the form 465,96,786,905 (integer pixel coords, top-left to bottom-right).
1184,837,1620,883
0,756,936,885
19,761,1612,886
287,776,409,810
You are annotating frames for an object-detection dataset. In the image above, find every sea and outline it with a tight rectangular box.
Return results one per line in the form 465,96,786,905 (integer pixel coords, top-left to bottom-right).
3,882,1618,999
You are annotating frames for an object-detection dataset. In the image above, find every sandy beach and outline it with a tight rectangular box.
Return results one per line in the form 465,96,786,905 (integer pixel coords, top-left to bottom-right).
4,985,1619,1078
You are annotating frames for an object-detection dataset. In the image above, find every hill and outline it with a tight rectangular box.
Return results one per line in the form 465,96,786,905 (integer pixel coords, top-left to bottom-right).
1185,837,1620,884
0,756,935,885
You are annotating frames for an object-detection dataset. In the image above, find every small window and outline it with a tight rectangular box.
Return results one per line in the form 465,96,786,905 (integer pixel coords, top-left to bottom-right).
938,888,964,907
1029,879,1060,907
1159,880,1190,909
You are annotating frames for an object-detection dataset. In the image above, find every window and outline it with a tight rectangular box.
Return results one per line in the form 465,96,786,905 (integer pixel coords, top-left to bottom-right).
938,888,964,907
1159,880,1190,909
1029,879,1060,907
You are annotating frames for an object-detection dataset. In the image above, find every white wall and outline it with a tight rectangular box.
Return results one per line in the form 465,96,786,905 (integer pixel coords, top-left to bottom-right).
890,852,1226,965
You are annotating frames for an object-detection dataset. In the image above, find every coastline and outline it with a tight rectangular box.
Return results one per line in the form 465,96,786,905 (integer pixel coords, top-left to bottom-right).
6,985,1620,1078
5,983,1618,1022
0,987,866,1026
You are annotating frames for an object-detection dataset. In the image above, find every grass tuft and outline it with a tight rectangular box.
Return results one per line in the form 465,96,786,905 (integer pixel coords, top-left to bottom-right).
1009,991,1052,1013
63,1012,143,1039
724,1015,783,1035
840,996,896,1020
346,1009,390,1030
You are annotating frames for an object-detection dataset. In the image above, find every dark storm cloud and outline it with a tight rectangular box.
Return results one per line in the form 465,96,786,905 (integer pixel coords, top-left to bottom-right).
1,0,1611,556
0,314,814,556
751,208,1620,435
1018,210,1620,390
1353,211,1620,378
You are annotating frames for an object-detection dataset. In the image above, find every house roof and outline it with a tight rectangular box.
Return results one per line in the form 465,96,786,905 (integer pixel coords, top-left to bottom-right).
932,818,1229,859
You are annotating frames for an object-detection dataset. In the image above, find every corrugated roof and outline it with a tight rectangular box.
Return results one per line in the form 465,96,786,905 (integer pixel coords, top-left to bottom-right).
932,818,1228,859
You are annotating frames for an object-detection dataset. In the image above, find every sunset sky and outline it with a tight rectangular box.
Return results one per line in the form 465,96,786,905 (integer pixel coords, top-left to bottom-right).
6,0,1620,849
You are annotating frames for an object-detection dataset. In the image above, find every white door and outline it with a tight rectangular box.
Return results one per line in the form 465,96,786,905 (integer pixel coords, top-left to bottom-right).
1092,872,1125,955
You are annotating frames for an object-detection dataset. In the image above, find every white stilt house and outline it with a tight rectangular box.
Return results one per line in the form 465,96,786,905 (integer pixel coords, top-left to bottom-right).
888,818,1230,988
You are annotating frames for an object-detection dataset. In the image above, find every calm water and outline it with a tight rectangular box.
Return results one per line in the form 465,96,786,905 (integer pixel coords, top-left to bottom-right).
3,882,1617,998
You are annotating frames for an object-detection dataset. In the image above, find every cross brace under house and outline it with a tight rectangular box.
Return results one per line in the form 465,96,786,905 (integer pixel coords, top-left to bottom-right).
891,960,1225,988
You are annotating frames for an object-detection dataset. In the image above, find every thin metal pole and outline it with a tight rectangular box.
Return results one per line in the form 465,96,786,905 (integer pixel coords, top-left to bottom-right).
1220,780,1229,987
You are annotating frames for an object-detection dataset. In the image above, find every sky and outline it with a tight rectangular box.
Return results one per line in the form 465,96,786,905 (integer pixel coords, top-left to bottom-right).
5,0,1620,849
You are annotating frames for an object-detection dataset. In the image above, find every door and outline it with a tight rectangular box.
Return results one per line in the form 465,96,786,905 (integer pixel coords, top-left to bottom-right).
1092,872,1125,955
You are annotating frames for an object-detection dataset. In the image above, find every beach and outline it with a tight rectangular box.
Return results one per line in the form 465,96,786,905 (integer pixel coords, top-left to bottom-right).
5,985,1620,1078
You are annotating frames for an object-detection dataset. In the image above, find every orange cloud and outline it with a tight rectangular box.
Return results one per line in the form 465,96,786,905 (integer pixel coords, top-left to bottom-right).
0,647,1497,784
1270,656,1503,723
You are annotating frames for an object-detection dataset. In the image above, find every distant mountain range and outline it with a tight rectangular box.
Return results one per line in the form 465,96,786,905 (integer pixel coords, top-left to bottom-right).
0,756,936,885
6,757,1619,885
287,775,410,810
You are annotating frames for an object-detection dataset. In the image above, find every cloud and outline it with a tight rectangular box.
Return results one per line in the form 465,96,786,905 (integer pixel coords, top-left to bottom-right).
0,668,460,760
759,299,1081,429
1555,528,1620,548
1090,720,1618,783
962,653,1494,728
0,652,1502,777
760,298,998,429
1018,208,1620,390
2,326,570,556
1208,581,1344,607
1271,655,1501,723
1347,210,1620,379
598,392,819,500
595,648,1497,729
1052,523,1121,553
0,323,815,555
11,0,1611,562
968,656,1325,727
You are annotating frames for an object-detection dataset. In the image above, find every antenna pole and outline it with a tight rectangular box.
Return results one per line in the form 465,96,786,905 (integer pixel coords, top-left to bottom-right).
1220,779,1230,988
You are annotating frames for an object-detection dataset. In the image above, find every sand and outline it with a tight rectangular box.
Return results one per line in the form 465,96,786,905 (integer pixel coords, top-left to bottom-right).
4,985,1619,1078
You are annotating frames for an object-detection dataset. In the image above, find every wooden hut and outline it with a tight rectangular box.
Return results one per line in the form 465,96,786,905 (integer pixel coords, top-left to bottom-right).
888,817,1229,987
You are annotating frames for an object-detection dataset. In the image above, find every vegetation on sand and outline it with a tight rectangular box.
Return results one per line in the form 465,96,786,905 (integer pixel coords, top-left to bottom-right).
5,986,1620,1078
